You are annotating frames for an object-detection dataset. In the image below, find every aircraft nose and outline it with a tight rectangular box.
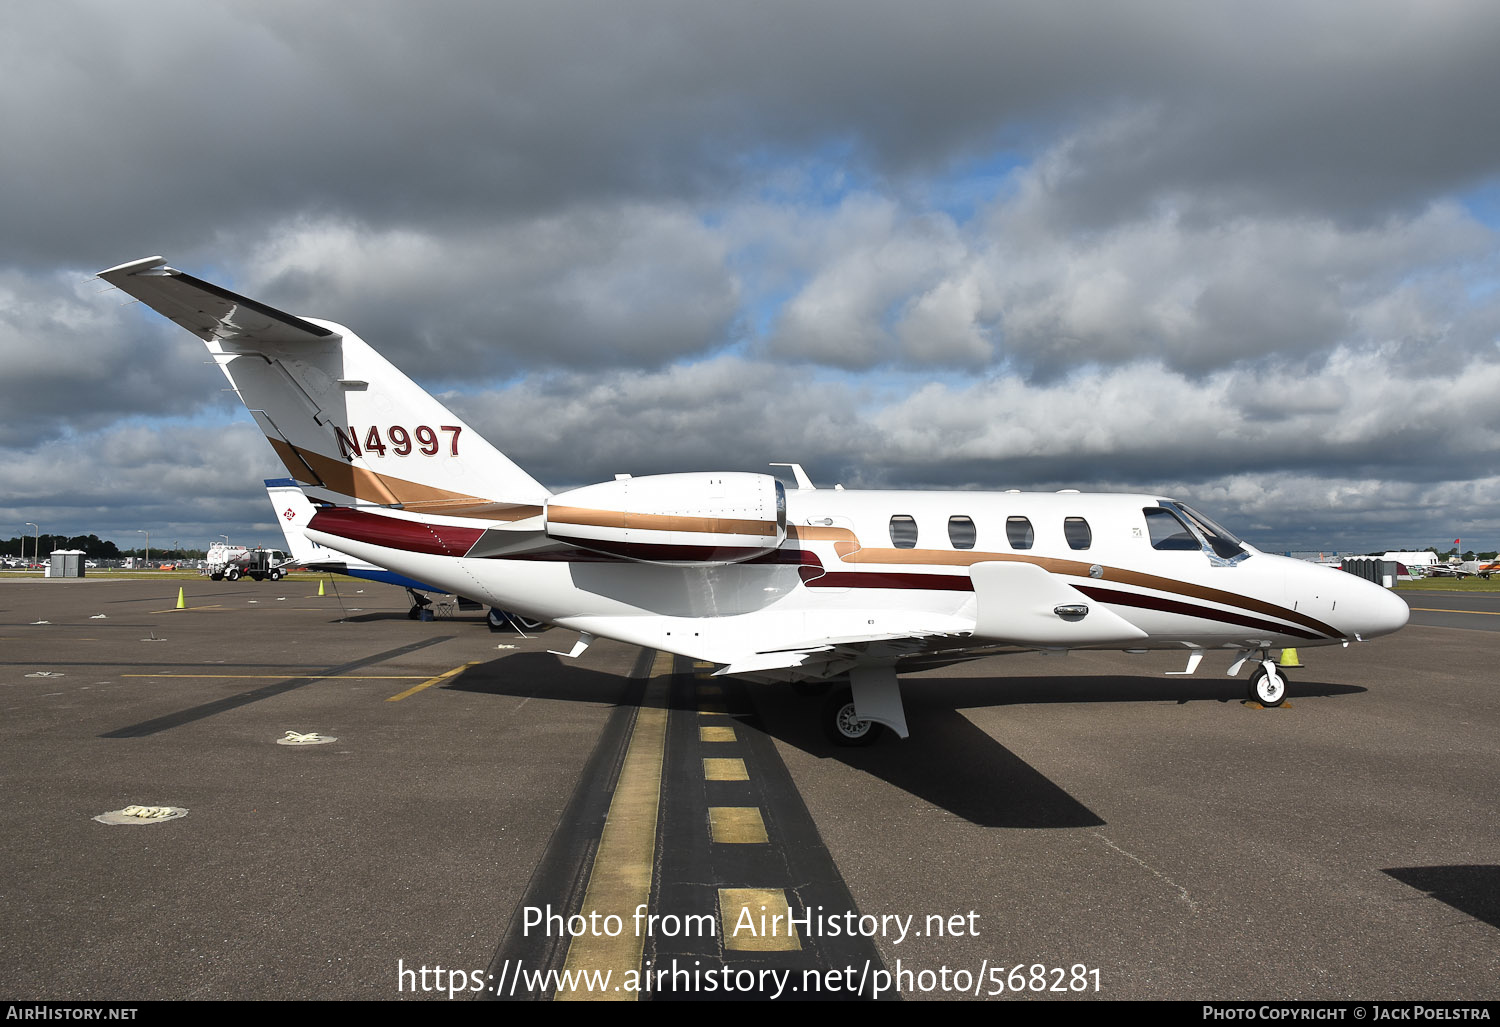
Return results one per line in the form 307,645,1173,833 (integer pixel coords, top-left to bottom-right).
1340,574,1410,639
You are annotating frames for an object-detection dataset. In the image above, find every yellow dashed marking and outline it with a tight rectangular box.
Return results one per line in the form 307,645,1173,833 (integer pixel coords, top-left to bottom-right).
699,725,736,743
703,758,748,781
555,651,672,1002
718,888,801,951
1409,607,1500,616
386,661,479,701
696,683,723,697
698,703,728,716
709,807,768,844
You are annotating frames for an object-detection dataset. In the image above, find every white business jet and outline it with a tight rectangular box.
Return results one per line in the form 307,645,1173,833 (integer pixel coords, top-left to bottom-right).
101,257,1408,744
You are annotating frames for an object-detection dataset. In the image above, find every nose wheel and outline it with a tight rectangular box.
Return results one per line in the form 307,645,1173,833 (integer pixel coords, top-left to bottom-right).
1248,663,1287,706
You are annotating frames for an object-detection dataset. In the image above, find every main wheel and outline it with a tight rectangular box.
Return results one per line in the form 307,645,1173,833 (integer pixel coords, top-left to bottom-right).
822,687,883,746
1248,665,1287,706
407,605,423,620
489,608,546,632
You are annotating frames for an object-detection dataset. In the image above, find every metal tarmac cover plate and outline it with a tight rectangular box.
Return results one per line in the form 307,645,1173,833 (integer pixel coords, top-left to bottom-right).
93,806,189,826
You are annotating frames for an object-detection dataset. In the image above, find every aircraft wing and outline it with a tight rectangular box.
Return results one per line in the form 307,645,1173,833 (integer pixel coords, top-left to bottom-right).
715,625,964,677
98,256,337,347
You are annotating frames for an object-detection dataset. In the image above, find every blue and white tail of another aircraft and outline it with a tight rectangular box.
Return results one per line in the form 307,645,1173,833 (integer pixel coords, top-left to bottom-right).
264,477,540,630
104,256,1408,745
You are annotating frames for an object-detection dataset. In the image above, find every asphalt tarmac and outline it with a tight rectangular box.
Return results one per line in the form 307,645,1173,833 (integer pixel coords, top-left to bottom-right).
1,578,1495,1002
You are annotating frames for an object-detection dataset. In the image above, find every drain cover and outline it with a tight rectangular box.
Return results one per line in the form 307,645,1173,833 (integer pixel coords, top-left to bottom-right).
94,805,188,826
277,731,337,746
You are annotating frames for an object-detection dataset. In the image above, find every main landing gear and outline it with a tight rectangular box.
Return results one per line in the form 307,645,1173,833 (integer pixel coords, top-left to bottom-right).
818,665,911,746
823,687,883,746
487,608,546,633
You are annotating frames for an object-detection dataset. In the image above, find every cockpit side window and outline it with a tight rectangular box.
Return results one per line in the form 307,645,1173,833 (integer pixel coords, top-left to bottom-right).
1143,507,1199,550
1006,516,1034,550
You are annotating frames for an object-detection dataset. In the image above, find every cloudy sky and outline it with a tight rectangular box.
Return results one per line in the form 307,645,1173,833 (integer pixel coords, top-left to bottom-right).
3,0,1498,554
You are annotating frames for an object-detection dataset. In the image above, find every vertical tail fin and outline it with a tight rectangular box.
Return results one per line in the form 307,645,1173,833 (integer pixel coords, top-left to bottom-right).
101,257,549,520
264,478,331,566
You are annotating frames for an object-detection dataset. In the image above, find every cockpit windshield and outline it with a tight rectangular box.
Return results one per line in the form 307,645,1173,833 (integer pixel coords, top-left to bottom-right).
1174,504,1248,561
1145,502,1252,564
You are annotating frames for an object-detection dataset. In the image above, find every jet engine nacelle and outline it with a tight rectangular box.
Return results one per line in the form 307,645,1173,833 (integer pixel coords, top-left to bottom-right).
544,472,787,566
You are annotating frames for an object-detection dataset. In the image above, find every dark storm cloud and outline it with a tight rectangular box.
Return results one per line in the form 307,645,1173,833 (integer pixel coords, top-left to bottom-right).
236,209,740,378
9,0,1500,269
0,269,238,447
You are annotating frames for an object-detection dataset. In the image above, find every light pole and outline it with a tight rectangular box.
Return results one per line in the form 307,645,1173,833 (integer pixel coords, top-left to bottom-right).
25,523,37,567
137,529,150,569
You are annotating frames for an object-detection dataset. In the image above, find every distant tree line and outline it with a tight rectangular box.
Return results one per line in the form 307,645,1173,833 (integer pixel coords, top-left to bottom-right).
2,535,208,561
2,534,121,559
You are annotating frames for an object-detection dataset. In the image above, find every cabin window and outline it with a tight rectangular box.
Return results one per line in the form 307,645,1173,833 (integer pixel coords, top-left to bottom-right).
1143,508,1198,550
948,515,976,550
889,514,918,549
1006,515,1034,550
1064,516,1092,550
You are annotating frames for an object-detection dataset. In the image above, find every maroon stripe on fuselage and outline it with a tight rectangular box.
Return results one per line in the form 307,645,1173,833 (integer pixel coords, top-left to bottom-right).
805,570,974,591
1075,585,1324,641
307,508,485,557
560,539,777,563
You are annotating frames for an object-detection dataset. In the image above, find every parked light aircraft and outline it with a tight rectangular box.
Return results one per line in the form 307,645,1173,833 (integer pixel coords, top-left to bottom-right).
266,477,542,629
101,256,1409,744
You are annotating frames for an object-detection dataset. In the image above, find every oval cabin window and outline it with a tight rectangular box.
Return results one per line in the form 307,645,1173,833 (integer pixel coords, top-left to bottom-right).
889,514,918,549
948,515,976,550
1064,516,1091,550
1006,516,1034,550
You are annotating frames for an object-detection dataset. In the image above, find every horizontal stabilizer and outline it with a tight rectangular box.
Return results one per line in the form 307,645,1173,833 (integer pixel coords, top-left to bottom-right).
99,257,336,347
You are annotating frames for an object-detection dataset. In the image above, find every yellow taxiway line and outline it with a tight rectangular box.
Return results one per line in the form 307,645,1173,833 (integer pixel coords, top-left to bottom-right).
124,673,429,680
555,651,673,1002
386,661,480,702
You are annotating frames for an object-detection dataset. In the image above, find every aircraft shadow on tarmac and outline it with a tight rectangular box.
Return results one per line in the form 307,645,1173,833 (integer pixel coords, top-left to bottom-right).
752,672,1369,829
442,655,1189,830
900,672,1367,708
443,656,1369,831
442,651,645,708
1382,866,1500,930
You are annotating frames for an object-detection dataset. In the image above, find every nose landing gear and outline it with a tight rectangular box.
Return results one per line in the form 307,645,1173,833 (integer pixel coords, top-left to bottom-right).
1248,658,1287,706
